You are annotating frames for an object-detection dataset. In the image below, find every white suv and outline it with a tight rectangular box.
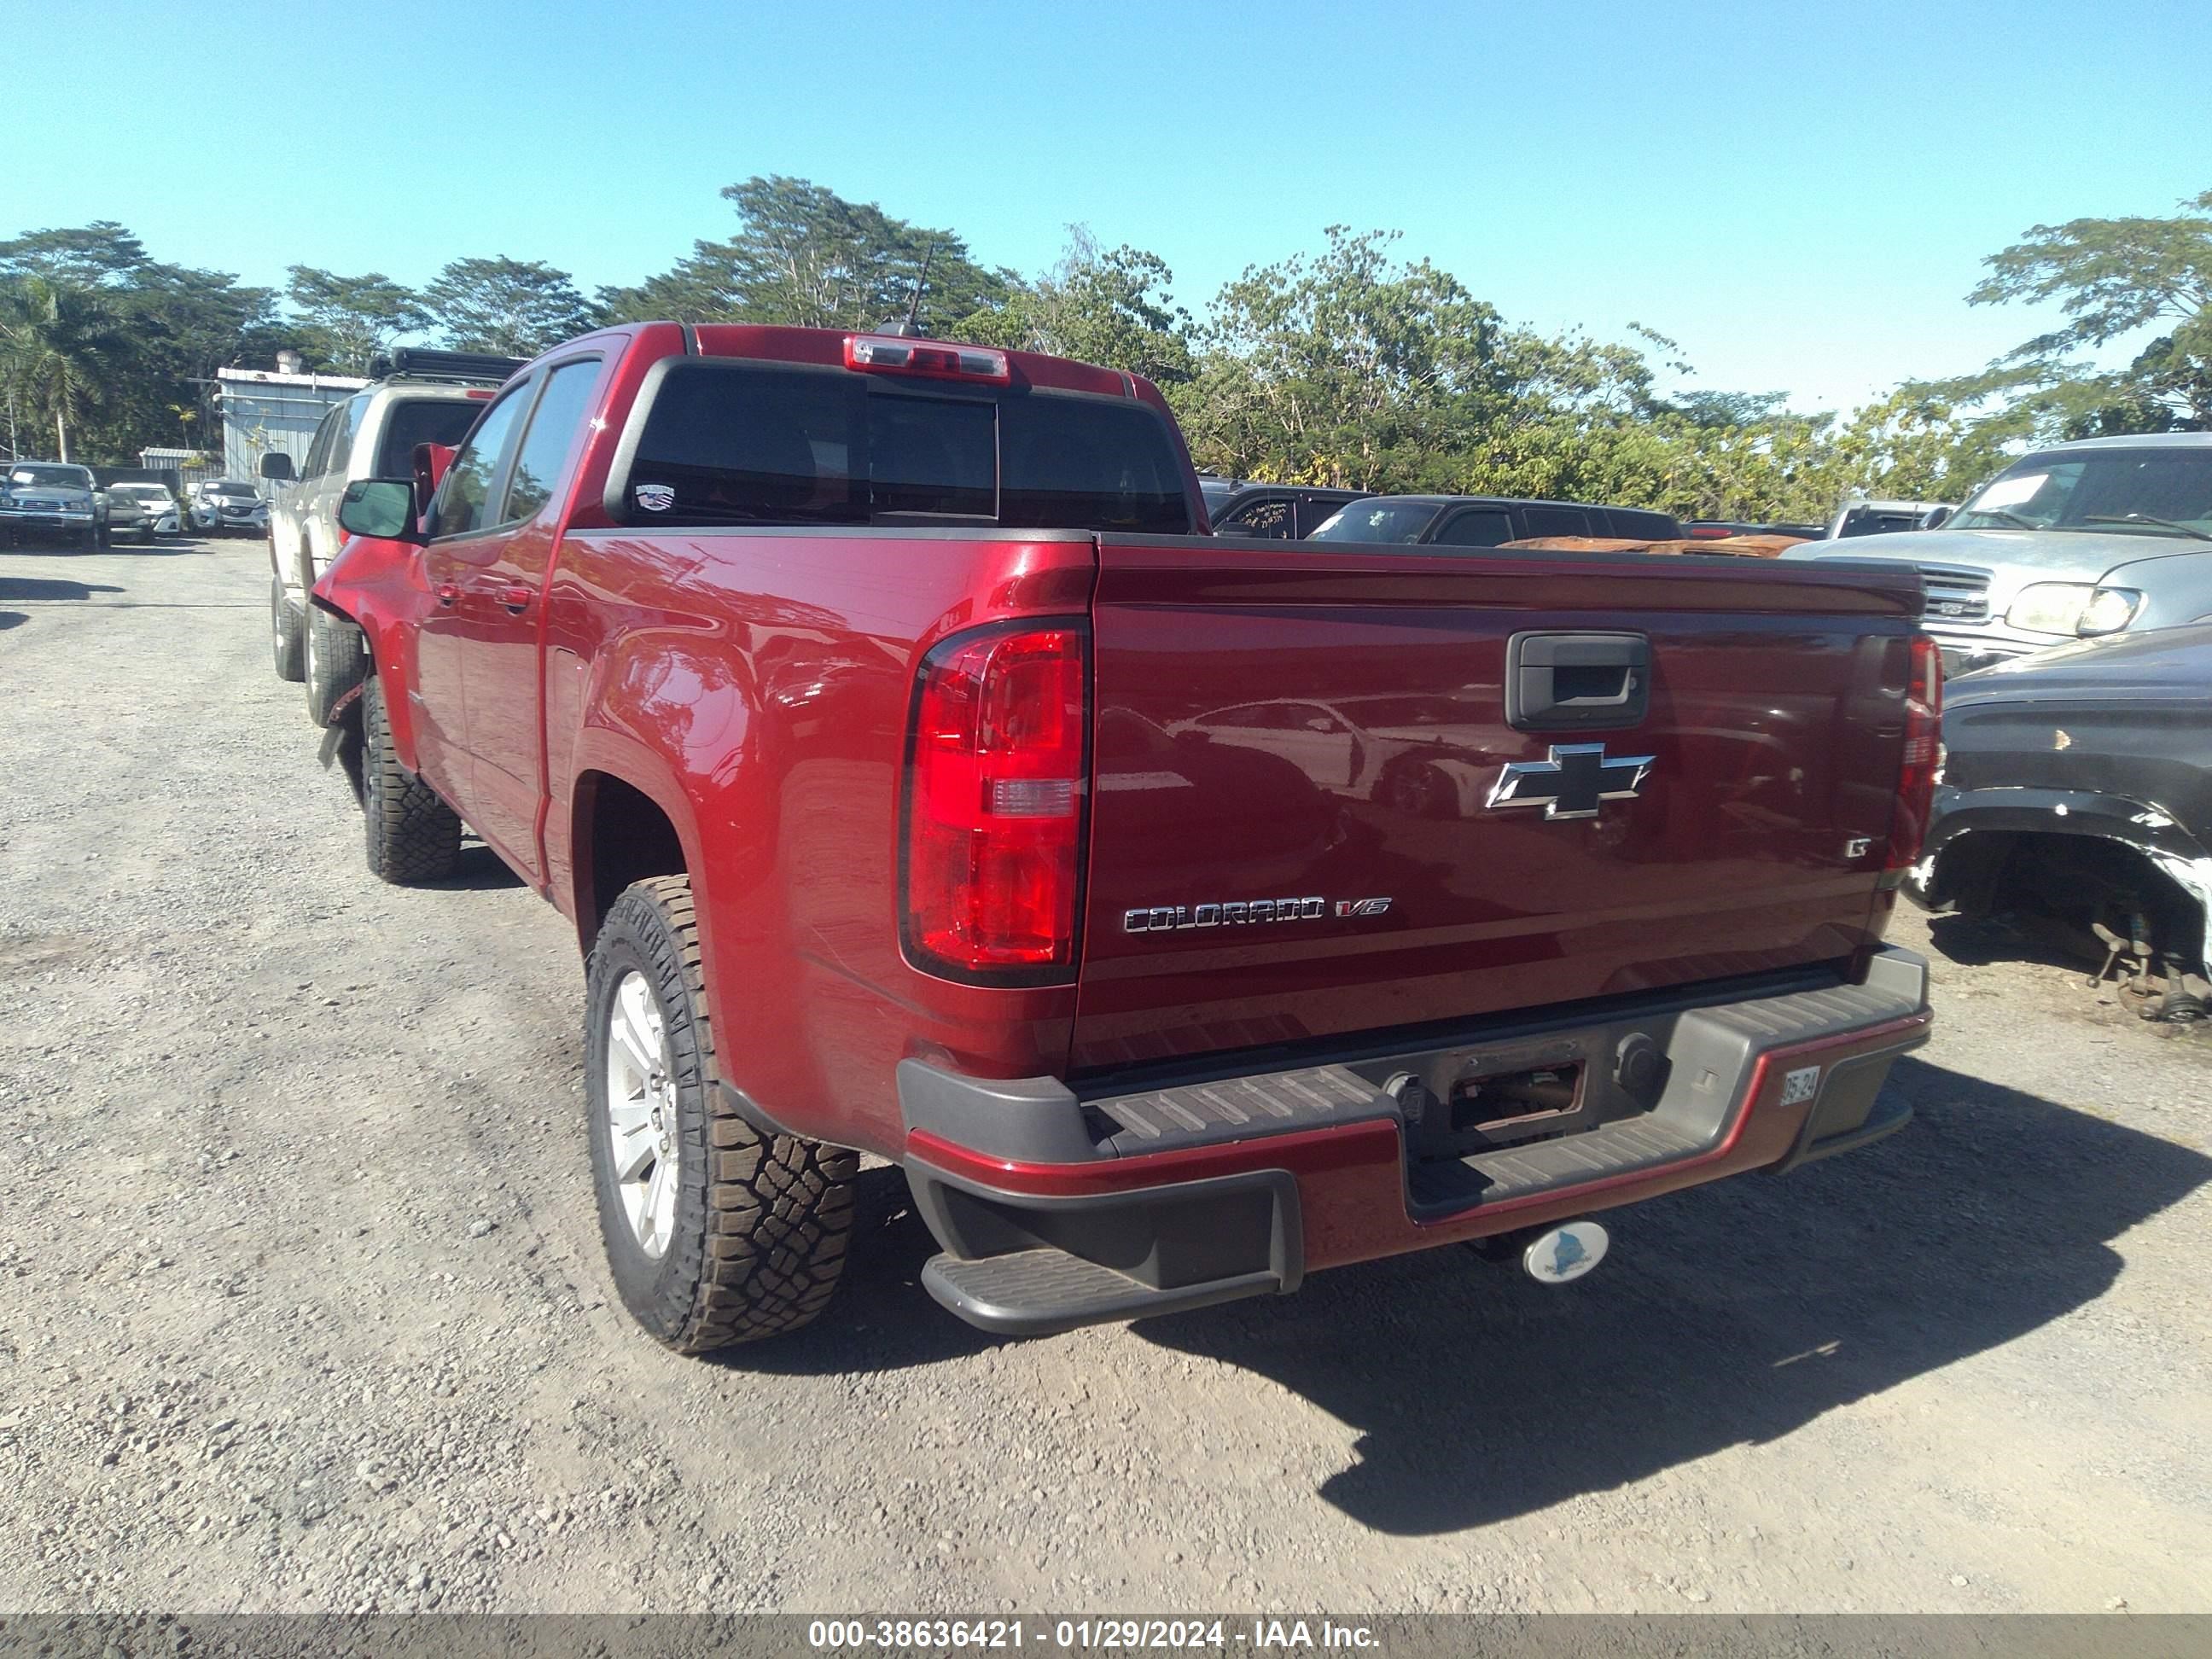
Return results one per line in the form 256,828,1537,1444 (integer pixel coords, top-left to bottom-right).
264,349,521,708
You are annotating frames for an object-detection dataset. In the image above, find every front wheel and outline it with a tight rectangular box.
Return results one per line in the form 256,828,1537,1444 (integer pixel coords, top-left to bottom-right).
271,578,306,681
304,602,366,727
585,876,858,1352
360,675,462,883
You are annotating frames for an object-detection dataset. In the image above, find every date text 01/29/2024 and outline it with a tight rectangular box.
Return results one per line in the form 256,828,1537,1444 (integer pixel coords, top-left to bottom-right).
806,1618,1382,1650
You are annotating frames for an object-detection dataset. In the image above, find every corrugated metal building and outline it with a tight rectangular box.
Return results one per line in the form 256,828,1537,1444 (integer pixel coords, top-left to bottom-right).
215,368,368,487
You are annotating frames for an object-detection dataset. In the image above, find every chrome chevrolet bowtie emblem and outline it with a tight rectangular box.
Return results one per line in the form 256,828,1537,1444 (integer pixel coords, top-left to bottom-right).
1487,743,1654,820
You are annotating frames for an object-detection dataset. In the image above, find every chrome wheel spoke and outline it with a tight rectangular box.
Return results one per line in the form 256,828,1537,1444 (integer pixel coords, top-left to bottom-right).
602,969,679,1260
611,1118,658,1182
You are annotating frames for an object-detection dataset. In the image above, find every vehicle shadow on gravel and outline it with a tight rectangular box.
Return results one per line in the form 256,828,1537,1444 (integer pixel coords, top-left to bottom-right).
742,1058,2212,1531
0,577,125,602
1924,912,2094,975
428,843,531,892
1132,1056,2212,1534
724,1167,1001,1374
0,612,22,632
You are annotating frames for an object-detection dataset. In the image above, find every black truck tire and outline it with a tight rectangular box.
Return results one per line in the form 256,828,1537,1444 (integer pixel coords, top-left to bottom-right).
304,602,367,727
361,675,462,884
585,875,858,1352
271,577,306,682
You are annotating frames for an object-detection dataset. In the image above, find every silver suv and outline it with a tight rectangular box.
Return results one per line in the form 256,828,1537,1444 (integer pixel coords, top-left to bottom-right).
1784,433,2212,677
263,348,521,693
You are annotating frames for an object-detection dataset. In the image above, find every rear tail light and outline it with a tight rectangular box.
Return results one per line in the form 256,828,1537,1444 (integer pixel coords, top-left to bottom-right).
903,624,1087,980
846,333,1011,385
1885,635,1943,873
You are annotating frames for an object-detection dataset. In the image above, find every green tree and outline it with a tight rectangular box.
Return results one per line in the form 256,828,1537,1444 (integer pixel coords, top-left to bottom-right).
1170,228,1512,489
0,276,127,460
284,266,428,374
0,222,151,286
423,256,600,357
957,229,1196,386
0,222,286,462
1965,189,2212,432
601,175,1011,335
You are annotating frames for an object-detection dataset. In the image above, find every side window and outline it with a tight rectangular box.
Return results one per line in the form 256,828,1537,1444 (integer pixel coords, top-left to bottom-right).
302,408,339,479
1435,509,1512,548
1223,498,1295,538
433,384,532,539
1295,498,1348,537
1519,505,1592,539
324,395,368,478
500,359,602,524
1604,508,1676,539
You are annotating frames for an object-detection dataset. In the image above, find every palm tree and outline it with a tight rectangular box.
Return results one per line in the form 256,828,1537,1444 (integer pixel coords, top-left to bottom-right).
0,276,123,461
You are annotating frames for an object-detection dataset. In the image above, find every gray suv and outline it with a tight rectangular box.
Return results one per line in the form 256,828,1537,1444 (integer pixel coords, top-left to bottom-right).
1784,433,2212,676
262,347,521,699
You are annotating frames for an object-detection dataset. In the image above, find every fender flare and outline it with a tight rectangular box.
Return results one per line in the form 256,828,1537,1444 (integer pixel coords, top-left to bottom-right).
564,723,712,943
311,537,429,769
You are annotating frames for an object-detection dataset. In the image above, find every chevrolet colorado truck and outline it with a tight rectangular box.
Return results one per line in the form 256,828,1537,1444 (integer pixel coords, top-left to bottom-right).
311,321,1939,1352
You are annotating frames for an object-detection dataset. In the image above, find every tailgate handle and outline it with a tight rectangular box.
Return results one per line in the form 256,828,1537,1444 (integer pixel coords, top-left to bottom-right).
1505,632,1650,732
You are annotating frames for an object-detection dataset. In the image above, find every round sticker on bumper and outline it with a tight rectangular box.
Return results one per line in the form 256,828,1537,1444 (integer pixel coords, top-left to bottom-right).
1524,1221,1609,1284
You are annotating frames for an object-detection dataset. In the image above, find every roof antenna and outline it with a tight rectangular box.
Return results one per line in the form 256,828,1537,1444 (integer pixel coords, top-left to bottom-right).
882,244,935,337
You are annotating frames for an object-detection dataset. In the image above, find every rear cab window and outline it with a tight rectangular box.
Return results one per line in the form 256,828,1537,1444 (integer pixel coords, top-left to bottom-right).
377,396,493,478
611,359,1192,534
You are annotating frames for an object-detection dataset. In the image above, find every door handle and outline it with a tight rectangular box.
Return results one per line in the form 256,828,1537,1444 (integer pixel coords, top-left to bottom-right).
1505,632,1651,731
498,585,533,614
436,583,459,607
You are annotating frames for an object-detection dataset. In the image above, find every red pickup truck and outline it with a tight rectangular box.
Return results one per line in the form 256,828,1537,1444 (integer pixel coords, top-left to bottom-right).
313,322,1938,1352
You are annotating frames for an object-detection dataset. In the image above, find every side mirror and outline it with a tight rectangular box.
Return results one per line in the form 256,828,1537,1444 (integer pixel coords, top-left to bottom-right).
337,479,421,542
259,451,296,482
1214,522,1258,538
1919,506,1953,530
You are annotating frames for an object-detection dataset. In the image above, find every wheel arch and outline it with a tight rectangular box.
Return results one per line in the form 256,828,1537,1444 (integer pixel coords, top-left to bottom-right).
567,746,707,954
1918,787,2212,974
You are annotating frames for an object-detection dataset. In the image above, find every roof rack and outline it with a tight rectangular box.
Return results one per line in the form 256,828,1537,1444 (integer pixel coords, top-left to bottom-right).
367,346,528,387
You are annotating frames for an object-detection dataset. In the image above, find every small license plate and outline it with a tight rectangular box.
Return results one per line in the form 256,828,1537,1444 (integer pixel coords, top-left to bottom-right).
1778,1065,1821,1107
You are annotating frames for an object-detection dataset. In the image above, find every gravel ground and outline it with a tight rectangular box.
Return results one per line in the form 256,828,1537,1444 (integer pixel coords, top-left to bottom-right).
1,537,2208,1616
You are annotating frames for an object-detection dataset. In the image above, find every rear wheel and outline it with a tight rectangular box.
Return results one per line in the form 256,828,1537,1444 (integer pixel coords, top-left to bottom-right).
361,675,462,883
585,875,858,1352
271,577,306,681
304,602,367,727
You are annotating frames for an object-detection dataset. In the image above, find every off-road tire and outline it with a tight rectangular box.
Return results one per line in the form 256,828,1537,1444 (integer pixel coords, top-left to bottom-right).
304,601,367,727
361,675,462,883
585,876,858,1352
271,576,306,682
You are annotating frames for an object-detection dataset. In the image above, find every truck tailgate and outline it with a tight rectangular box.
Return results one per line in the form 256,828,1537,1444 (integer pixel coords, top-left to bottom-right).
1074,540,1924,1071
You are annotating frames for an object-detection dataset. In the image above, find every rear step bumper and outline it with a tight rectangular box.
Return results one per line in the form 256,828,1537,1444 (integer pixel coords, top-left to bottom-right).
902,947,1932,1336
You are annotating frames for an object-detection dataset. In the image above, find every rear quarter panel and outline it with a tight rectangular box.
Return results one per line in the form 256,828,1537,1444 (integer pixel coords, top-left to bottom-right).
544,526,1097,1157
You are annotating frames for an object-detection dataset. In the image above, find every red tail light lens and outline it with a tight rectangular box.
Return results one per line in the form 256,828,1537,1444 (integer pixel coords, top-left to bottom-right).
903,625,1087,980
1885,635,1943,872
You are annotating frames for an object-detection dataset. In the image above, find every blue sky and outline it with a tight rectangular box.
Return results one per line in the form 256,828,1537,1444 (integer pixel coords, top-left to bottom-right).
6,0,2205,413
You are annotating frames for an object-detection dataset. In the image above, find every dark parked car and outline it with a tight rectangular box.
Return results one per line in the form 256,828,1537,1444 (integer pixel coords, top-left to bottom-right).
1207,482,1365,539
1,462,109,547
1910,622,2212,1015
103,481,182,543
1307,494,1683,548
